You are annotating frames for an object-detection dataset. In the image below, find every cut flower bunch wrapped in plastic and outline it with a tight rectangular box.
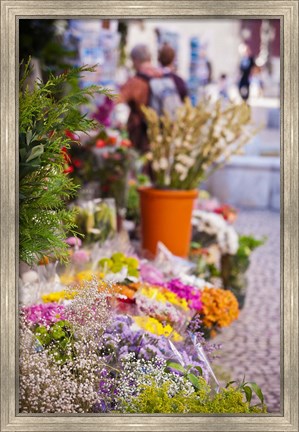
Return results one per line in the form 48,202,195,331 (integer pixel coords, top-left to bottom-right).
142,98,255,190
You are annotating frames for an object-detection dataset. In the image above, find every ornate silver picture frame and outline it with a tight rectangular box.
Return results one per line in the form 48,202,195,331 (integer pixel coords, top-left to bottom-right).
1,1,298,431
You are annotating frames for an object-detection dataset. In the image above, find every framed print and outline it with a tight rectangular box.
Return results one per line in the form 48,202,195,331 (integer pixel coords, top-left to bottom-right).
0,1,298,431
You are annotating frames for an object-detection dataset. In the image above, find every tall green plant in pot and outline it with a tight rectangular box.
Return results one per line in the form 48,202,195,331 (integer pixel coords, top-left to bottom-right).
139,98,256,257
19,62,114,265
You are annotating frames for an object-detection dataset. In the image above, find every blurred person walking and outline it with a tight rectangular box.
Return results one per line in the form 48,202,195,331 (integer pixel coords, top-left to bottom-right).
157,43,188,103
118,44,162,153
218,73,229,99
238,43,255,101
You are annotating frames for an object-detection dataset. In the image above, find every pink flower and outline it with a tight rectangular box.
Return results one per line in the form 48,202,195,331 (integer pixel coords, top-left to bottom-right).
65,237,82,247
166,278,203,312
71,249,90,265
22,303,66,326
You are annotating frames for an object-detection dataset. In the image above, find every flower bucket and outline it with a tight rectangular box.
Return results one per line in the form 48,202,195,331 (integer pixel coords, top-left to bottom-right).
138,187,198,258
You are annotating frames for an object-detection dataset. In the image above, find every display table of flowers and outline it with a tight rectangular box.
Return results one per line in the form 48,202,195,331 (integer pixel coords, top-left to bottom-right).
18,65,266,414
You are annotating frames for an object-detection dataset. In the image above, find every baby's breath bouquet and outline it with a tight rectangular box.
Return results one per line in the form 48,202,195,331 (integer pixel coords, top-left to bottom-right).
142,98,254,190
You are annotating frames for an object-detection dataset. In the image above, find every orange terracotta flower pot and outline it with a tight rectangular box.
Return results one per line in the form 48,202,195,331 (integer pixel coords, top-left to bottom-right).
138,187,198,258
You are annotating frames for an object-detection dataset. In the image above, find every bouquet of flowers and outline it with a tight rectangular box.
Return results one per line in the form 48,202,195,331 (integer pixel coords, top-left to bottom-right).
142,98,255,189
91,130,138,210
71,198,117,245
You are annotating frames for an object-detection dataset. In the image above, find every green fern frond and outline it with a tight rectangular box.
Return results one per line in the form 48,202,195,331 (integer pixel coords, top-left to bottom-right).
19,61,114,265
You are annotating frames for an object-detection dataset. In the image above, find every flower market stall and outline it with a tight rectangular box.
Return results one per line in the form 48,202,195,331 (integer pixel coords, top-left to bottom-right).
18,63,267,415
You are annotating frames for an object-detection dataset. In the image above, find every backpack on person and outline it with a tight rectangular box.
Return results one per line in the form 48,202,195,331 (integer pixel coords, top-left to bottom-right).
137,72,183,119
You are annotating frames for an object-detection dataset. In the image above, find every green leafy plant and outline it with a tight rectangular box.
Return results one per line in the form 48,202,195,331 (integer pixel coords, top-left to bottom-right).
126,174,150,223
189,241,221,280
221,235,266,291
165,360,203,390
226,378,265,408
34,320,74,364
119,379,267,414
19,61,115,265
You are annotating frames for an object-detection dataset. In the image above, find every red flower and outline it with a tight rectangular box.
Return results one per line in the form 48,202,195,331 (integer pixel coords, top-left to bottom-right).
107,136,117,146
214,205,237,223
96,139,106,148
65,130,79,141
72,158,83,168
64,165,74,174
121,139,132,148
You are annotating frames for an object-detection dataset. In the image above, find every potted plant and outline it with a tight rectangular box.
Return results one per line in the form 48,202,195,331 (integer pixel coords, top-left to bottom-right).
139,98,254,257
220,235,265,308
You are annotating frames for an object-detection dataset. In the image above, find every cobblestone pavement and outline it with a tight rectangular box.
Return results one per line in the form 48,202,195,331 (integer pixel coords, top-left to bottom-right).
213,209,281,413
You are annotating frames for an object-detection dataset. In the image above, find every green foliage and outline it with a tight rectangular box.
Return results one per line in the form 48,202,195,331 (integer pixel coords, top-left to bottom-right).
189,242,221,281
126,174,150,222
35,320,74,363
226,379,265,405
165,360,203,390
119,380,267,414
19,20,76,81
19,61,115,265
221,235,266,290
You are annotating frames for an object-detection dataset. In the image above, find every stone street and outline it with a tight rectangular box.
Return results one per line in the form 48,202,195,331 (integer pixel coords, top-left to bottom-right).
213,209,280,413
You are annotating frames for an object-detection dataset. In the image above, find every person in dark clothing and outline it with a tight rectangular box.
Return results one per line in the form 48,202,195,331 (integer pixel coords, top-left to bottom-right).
158,43,188,102
118,44,162,153
238,43,255,101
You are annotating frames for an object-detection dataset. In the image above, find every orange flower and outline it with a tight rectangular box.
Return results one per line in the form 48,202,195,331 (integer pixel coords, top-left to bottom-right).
38,256,49,266
201,287,239,329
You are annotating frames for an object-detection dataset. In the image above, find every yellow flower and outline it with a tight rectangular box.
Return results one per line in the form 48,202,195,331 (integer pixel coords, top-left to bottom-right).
137,284,189,311
133,316,183,342
42,290,77,303
76,270,95,282
59,273,75,286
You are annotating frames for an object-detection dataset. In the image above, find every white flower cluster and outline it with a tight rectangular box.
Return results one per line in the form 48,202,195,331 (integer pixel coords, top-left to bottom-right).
19,325,105,413
192,210,239,255
19,277,64,306
64,279,112,340
179,274,214,290
116,353,194,411
19,280,116,413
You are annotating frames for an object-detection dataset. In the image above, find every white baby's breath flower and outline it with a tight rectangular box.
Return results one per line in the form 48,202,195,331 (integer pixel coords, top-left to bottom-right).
157,135,163,143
